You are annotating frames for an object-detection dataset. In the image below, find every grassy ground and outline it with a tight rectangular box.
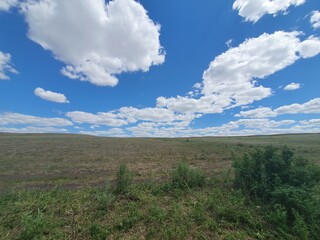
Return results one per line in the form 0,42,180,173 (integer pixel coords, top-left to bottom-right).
0,182,280,240
1,133,319,190
0,133,319,239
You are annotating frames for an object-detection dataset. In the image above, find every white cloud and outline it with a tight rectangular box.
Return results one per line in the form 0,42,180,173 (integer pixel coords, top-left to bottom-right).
300,119,320,127
310,11,320,29
233,0,305,23
157,95,228,114
236,98,320,118
79,128,127,137
21,0,165,86
0,0,17,11
159,31,320,114
235,107,277,118
127,122,188,137
276,98,320,115
66,111,128,127
202,31,297,102
284,82,301,91
0,112,73,127
0,126,68,133
0,51,18,80
34,87,70,103
118,107,176,123
298,36,320,58
126,118,299,137
66,107,199,127
225,39,233,48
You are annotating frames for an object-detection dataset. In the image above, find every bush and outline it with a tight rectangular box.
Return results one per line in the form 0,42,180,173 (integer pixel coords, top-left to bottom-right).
97,182,115,211
233,146,320,238
114,164,133,195
171,163,206,189
234,146,320,200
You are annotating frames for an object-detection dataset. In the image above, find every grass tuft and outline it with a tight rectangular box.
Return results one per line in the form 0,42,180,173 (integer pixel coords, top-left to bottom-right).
171,163,206,189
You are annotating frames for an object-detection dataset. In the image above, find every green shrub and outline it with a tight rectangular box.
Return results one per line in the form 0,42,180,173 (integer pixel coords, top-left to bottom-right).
171,163,206,189
233,146,320,238
114,164,133,195
234,146,320,200
97,183,115,211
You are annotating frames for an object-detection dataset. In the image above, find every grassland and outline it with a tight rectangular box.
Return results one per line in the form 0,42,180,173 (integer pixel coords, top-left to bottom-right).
0,133,319,239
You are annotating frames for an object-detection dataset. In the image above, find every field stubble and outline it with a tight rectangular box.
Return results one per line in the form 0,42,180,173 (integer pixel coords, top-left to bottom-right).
0,133,319,190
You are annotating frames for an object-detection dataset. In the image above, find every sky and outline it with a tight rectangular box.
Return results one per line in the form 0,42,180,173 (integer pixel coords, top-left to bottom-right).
0,0,320,137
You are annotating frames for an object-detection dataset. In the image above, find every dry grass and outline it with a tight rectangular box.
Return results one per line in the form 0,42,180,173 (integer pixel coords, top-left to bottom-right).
0,133,319,190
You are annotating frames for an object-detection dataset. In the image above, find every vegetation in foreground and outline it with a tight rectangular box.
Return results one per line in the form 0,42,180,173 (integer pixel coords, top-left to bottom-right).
1,145,320,239
234,146,320,239
1,134,320,239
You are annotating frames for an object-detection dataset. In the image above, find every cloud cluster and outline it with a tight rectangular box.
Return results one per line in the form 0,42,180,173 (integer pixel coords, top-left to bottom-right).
66,111,127,127
21,0,165,86
158,31,320,114
284,82,301,91
125,118,317,137
34,87,70,103
0,51,18,80
310,11,320,29
236,98,320,118
66,107,199,127
0,126,68,133
0,0,17,11
0,112,73,127
233,0,305,22
1,1,320,137
2,112,318,136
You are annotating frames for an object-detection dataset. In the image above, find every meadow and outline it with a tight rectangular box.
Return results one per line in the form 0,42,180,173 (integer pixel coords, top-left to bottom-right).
0,133,319,239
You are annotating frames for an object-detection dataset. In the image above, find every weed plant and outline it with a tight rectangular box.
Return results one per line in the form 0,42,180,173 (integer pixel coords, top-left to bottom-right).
171,162,206,189
234,146,320,239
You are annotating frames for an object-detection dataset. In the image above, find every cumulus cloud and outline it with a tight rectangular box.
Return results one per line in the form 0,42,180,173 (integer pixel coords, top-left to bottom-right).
233,0,305,23
34,87,70,103
0,112,73,127
66,107,199,127
298,36,320,58
284,82,301,91
0,0,17,11
0,51,18,80
158,31,320,114
118,107,181,123
235,107,277,118
236,98,320,118
276,98,320,115
310,11,320,29
20,0,165,86
157,95,228,114
66,111,128,127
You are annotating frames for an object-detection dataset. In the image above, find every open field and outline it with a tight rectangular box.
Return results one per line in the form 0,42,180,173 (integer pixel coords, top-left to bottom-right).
0,133,319,239
1,133,319,190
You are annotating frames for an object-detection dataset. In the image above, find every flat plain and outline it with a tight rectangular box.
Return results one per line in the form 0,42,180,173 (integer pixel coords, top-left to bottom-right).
0,133,319,239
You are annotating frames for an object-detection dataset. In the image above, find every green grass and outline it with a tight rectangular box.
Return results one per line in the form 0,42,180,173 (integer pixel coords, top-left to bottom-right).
0,180,283,239
0,133,319,239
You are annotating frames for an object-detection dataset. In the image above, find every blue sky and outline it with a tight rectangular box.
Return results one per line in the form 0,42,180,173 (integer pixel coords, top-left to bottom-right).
0,0,320,137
